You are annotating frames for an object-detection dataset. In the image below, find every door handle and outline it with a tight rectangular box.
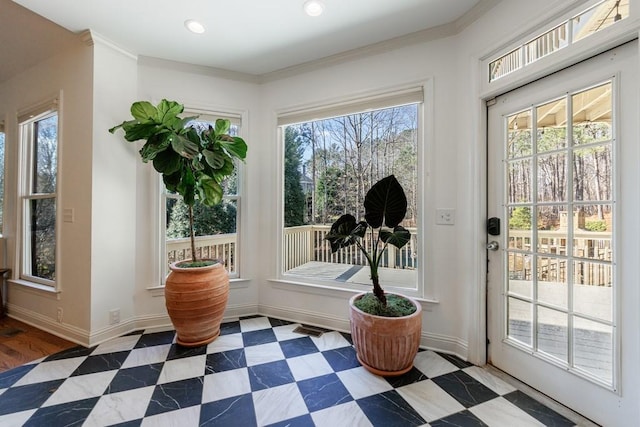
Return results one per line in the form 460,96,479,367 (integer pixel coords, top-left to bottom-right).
486,241,500,251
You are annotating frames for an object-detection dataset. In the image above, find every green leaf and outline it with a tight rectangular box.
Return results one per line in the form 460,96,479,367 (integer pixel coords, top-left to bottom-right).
170,134,200,159
156,99,184,123
120,123,159,142
203,149,225,169
177,168,196,206
163,172,181,192
220,136,248,161
214,118,231,136
152,149,182,175
130,101,157,122
198,175,223,206
379,226,411,249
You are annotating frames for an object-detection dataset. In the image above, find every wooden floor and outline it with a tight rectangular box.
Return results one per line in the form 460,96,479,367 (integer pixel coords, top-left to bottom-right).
0,316,77,373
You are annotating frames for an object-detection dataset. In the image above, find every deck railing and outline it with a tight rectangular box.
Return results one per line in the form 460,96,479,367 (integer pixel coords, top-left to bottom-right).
508,229,612,286
166,234,237,274
283,225,418,272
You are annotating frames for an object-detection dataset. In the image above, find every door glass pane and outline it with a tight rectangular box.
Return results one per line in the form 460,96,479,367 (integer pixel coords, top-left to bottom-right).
573,146,612,201
537,153,567,202
507,111,532,158
538,306,568,362
574,316,613,382
509,257,532,298
507,160,532,203
508,297,532,346
572,84,612,145
536,98,567,152
573,204,612,261
573,260,612,322
537,256,567,308
537,206,566,254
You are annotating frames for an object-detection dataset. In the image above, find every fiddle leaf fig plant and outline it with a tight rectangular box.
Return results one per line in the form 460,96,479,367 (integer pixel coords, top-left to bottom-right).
109,99,247,264
325,175,411,307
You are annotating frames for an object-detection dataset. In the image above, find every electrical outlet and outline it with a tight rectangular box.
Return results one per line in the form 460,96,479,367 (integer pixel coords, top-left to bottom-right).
109,309,120,325
436,208,455,225
56,307,63,323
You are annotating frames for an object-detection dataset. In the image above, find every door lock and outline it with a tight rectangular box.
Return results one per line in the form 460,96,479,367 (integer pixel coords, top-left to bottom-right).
486,241,500,251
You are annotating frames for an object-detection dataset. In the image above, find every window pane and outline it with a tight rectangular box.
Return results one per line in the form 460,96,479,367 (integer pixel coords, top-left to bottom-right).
525,23,568,64
572,0,629,43
27,198,56,280
166,198,238,273
282,103,419,288
537,153,567,202
572,83,612,146
33,115,57,194
489,48,522,82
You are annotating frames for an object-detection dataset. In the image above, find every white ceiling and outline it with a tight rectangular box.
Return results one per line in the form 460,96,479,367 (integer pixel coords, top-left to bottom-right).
3,0,490,81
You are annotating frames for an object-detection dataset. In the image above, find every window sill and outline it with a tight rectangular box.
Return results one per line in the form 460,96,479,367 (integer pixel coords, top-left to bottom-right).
146,278,251,297
268,277,439,309
8,279,61,299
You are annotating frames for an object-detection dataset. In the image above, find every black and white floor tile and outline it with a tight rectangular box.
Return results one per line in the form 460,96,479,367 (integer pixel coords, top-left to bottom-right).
0,316,582,426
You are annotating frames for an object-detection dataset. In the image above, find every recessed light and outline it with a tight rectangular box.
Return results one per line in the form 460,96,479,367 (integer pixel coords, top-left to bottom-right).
304,0,324,17
184,19,205,34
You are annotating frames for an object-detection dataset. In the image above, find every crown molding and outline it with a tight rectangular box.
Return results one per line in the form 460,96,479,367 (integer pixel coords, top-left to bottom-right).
80,30,137,61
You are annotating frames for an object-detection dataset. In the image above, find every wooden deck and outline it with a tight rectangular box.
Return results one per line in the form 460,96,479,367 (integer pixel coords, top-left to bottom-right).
284,261,417,289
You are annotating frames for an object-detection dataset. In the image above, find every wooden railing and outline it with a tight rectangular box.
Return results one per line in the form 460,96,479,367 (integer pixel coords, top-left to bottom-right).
166,234,237,274
508,229,612,286
283,225,418,272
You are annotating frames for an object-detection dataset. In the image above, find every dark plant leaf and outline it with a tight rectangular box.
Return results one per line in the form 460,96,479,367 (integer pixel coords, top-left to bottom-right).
379,226,411,249
364,175,407,228
152,149,182,175
325,214,368,253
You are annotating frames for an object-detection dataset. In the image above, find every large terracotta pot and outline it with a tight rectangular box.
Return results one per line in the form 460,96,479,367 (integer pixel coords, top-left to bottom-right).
164,260,229,347
349,292,422,376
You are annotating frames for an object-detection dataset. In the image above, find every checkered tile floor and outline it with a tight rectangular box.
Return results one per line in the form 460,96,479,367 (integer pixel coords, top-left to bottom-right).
0,316,579,426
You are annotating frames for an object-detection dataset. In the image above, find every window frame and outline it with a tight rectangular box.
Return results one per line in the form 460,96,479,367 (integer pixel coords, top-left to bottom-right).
276,82,433,301
159,107,246,285
17,100,60,288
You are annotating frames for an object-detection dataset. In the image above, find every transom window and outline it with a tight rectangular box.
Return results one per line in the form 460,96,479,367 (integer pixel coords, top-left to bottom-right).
489,0,629,82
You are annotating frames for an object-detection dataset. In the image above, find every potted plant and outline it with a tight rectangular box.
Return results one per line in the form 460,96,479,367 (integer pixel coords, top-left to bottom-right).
109,99,247,347
325,175,422,376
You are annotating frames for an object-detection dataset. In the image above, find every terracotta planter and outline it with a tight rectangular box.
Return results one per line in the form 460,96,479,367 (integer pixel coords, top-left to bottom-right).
349,292,422,376
164,260,229,347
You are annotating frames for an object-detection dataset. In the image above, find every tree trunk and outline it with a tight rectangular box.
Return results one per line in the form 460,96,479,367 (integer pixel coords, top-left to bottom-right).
189,204,197,262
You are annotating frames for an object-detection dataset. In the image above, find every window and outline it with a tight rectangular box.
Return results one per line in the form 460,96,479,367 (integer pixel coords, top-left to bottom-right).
162,111,243,281
18,102,59,286
489,0,629,82
279,87,423,294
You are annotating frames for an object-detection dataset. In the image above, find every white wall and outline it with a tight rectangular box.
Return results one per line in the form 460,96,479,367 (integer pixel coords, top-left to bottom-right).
0,39,94,343
90,35,139,342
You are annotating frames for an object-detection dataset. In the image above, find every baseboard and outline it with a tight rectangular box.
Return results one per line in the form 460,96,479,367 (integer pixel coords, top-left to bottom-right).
7,302,469,361
6,303,91,347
